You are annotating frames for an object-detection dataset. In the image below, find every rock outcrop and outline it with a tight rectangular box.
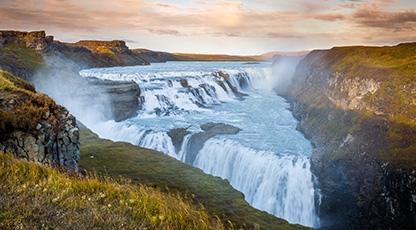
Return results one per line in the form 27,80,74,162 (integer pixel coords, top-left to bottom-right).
282,43,416,229
0,30,53,51
83,77,141,121
168,122,241,164
0,71,80,171
0,30,179,122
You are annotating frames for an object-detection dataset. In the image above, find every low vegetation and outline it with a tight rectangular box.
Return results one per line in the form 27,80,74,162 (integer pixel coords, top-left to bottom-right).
0,70,63,134
94,46,121,65
1,42,45,71
0,152,224,229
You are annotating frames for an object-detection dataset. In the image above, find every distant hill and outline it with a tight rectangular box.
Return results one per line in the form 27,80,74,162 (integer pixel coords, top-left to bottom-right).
172,52,258,61
172,50,309,62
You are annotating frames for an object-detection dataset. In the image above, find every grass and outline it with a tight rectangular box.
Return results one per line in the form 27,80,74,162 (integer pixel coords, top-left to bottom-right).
94,46,121,65
0,42,45,74
0,70,63,134
0,152,224,229
78,123,309,230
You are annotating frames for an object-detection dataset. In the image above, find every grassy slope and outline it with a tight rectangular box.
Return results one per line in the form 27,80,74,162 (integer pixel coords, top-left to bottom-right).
78,123,307,230
0,43,44,78
0,152,224,229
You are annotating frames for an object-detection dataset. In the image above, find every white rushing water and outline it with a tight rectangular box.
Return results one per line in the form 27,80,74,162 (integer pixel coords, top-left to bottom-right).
80,61,320,227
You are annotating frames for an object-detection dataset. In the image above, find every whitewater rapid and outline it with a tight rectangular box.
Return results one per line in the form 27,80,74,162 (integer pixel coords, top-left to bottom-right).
79,61,320,228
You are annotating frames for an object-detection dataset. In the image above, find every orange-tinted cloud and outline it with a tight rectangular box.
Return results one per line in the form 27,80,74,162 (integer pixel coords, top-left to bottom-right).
353,8,416,31
313,13,345,21
0,0,415,54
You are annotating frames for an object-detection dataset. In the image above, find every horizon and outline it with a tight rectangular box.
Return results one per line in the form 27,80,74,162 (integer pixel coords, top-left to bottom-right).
1,0,416,55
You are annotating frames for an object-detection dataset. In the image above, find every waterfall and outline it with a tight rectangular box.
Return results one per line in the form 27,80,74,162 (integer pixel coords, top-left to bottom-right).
80,61,320,228
195,138,318,227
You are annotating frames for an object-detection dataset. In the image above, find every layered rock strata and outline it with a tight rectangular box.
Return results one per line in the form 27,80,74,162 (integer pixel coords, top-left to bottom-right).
283,44,416,229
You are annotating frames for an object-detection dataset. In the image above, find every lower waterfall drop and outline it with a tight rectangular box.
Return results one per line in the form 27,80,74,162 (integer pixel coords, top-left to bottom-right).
194,138,318,227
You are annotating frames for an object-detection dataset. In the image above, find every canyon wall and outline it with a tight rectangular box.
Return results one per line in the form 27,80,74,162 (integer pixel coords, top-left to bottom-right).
283,43,416,229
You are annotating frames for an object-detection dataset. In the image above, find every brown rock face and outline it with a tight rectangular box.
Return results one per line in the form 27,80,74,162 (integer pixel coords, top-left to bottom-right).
0,30,53,51
76,40,129,53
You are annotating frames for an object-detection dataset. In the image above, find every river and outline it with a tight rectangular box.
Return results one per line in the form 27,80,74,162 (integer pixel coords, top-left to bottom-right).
79,61,320,228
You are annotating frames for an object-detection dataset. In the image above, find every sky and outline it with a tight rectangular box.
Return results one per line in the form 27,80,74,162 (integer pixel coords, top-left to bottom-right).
1,0,416,55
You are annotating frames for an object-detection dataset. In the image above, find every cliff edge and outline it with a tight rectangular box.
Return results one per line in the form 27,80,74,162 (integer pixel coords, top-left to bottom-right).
0,70,80,171
283,43,416,229
0,30,145,122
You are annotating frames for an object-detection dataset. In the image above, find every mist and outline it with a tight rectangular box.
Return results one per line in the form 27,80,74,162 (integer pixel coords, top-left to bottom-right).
271,54,305,94
32,53,113,127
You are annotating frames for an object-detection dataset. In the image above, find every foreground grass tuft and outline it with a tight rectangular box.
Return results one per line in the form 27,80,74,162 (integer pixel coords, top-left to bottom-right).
0,153,224,229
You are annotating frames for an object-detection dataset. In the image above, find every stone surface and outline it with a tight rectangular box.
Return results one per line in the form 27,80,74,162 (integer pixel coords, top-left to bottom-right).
1,102,81,171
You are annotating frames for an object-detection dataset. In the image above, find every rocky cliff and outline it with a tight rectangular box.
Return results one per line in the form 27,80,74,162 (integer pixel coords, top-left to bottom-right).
0,30,53,51
0,30,145,122
283,43,416,229
0,70,80,171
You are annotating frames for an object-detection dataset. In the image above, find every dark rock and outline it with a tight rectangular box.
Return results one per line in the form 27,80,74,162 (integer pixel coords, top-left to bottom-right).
75,77,141,121
180,78,190,88
131,48,177,63
186,122,241,164
167,127,191,153
215,71,247,98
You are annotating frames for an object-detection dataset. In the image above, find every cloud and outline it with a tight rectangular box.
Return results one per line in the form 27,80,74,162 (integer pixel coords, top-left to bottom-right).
313,13,345,21
353,8,416,31
267,32,304,39
147,28,183,36
0,0,415,54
